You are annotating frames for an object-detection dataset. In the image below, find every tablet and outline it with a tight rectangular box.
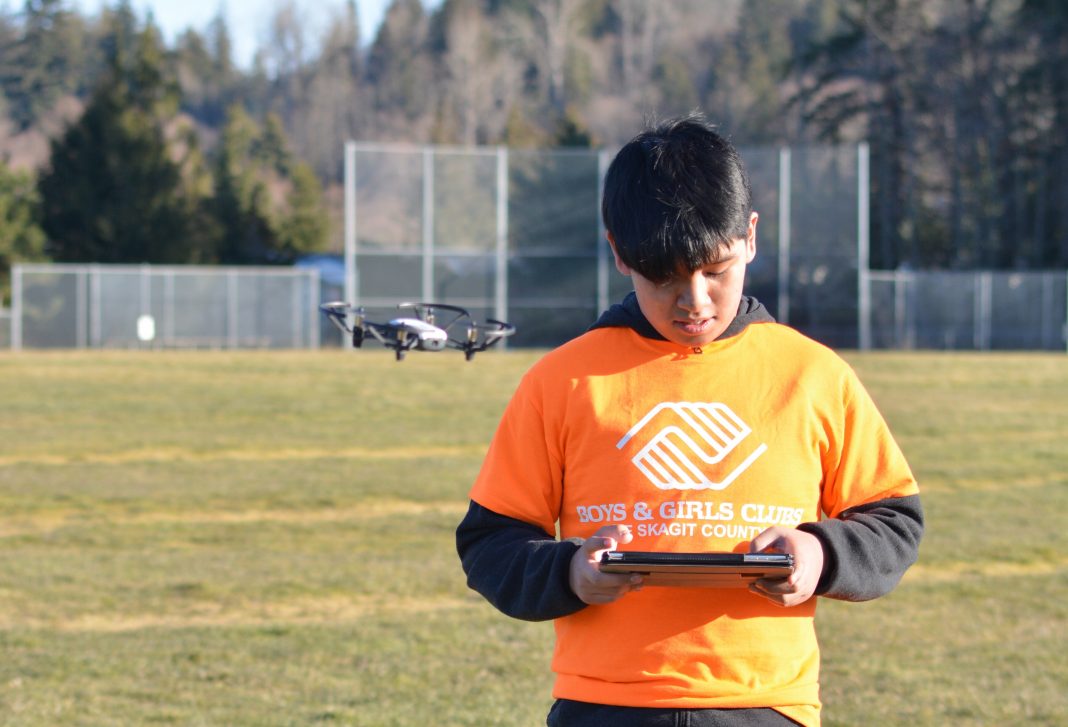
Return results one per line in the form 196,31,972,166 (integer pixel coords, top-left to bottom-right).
599,551,794,588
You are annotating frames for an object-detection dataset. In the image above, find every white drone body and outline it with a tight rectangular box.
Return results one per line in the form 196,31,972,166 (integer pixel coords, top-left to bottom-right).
388,317,448,351
321,302,515,361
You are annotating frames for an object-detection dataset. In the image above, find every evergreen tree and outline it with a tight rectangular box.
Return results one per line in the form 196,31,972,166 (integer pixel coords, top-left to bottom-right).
37,16,192,263
276,162,329,259
366,0,432,122
211,106,327,264
0,0,86,130
0,161,46,303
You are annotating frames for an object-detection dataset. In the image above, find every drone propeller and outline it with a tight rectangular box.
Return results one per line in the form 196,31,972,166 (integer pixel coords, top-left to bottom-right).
457,318,516,360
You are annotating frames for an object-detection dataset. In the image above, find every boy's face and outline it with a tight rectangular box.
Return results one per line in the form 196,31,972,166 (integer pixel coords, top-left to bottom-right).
610,212,758,348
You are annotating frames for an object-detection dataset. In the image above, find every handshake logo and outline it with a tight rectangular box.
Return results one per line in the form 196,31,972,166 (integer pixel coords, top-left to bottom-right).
616,402,767,491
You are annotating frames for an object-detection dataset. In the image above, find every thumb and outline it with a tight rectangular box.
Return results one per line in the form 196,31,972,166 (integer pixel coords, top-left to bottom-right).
583,524,633,555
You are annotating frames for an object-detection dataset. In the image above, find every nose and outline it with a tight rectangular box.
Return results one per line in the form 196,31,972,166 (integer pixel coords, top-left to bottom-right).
677,271,711,312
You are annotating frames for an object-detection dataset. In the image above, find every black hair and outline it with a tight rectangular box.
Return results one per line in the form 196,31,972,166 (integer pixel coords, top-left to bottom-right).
601,113,752,283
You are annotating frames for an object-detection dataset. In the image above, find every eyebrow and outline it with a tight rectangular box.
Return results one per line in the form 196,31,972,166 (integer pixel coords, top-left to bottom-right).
698,252,738,267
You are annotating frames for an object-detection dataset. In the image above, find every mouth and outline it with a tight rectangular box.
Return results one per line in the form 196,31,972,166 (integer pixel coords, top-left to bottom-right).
674,317,714,336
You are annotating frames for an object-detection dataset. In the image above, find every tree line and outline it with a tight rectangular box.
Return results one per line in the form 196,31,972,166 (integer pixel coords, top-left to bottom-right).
2,0,1067,302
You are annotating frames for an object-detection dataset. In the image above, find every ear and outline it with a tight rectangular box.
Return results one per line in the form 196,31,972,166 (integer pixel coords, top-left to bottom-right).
744,212,759,263
606,232,632,276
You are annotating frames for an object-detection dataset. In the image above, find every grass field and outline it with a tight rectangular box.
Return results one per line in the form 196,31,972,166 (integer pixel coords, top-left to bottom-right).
0,349,1065,726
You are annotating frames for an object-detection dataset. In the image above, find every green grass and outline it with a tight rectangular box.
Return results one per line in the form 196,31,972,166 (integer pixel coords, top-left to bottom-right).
0,349,1066,726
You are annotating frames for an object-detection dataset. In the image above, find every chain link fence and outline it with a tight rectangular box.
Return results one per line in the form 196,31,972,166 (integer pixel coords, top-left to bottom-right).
863,270,1067,350
10,264,320,350
341,142,867,349
8,143,1066,352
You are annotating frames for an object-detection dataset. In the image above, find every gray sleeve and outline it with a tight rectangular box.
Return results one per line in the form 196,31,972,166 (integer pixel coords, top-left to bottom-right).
798,493,924,602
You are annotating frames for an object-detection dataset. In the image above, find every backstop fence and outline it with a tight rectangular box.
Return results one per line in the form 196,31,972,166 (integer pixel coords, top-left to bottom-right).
340,142,868,349
9,264,320,350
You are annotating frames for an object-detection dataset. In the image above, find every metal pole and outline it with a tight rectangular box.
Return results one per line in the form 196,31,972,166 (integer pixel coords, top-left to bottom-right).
90,264,101,348
343,141,358,308
310,270,321,349
596,149,610,316
291,272,302,348
11,264,22,350
495,146,509,336
164,270,174,347
777,147,792,325
975,272,992,351
228,270,238,349
857,142,871,350
895,271,908,349
76,269,88,348
423,147,435,302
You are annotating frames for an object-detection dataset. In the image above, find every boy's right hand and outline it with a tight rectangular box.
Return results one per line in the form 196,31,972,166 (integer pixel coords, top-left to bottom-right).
568,525,643,605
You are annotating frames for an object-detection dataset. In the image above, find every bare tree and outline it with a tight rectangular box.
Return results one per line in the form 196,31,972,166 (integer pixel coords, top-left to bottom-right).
304,0,364,179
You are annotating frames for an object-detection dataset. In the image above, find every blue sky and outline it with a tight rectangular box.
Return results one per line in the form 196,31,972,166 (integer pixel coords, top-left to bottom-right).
70,0,437,67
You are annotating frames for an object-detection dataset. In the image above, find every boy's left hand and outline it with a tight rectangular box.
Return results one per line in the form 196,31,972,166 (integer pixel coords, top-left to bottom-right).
747,527,824,607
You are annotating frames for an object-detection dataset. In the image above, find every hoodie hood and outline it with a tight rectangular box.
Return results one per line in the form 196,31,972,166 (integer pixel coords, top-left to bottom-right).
588,292,775,342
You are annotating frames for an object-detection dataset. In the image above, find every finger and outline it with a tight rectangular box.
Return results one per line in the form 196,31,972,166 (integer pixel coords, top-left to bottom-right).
588,577,642,602
749,582,789,607
748,527,785,554
582,524,633,555
753,575,794,595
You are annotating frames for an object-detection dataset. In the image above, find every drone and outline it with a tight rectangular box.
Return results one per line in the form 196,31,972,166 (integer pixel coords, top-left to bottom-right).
321,301,516,361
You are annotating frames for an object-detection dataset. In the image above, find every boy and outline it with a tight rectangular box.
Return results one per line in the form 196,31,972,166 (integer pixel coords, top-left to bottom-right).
456,115,923,727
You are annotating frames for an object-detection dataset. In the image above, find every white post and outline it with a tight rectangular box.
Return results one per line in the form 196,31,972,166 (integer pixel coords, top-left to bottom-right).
11,264,22,350
777,147,792,325
291,272,302,348
596,149,610,316
310,270,321,349
164,270,175,347
90,264,101,348
857,142,871,350
76,268,88,348
423,147,435,302
495,146,509,334
895,271,908,349
975,272,992,351
227,270,238,349
343,141,358,308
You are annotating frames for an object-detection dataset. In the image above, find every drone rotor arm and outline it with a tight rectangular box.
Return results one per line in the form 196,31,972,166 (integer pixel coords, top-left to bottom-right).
319,302,354,334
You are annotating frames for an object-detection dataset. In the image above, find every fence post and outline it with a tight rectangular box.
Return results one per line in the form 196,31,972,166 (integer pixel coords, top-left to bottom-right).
11,264,21,350
310,270,321,349
975,272,992,351
76,268,88,348
596,149,610,316
495,146,509,337
422,146,435,302
227,270,238,349
777,147,791,325
894,271,908,348
857,143,871,350
90,264,101,348
344,141,358,340
164,270,175,347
